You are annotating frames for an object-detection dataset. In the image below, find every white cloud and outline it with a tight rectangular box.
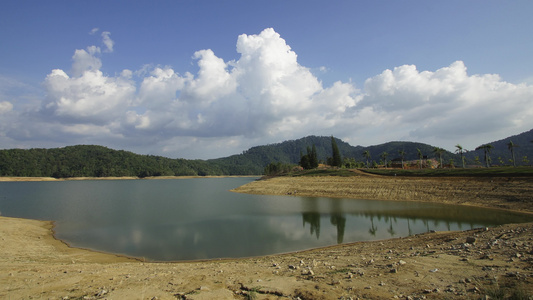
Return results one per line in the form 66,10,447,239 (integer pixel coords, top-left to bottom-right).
89,28,99,35
101,31,114,52
43,68,135,124
71,46,102,77
0,101,13,113
2,28,533,159
351,61,533,149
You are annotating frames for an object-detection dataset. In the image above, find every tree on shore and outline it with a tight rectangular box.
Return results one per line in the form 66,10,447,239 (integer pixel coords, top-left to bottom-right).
416,148,423,169
433,147,445,168
330,137,342,168
363,150,371,168
380,152,389,168
398,149,406,169
455,144,466,168
507,140,518,167
475,144,494,168
299,145,318,170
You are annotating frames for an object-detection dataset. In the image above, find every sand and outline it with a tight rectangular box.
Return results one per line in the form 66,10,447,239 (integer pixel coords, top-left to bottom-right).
1,172,533,299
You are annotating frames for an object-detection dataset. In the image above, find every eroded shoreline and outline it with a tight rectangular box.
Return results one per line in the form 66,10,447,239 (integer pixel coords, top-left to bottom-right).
2,174,533,299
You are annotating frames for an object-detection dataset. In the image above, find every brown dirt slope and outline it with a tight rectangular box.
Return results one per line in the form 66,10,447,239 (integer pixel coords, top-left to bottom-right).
232,174,533,212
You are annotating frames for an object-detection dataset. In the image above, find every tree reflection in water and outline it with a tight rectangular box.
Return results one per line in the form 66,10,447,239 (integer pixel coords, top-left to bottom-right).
300,209,529,245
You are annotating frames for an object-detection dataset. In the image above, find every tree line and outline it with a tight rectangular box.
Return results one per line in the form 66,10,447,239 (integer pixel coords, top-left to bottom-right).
0,145,240,178
1,134,532,178
265,138,533,175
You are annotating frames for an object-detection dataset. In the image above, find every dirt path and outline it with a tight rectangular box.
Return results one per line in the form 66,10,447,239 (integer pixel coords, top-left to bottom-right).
1,175,533,299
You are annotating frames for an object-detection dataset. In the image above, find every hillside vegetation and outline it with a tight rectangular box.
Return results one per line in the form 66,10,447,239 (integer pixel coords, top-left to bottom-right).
0,129,532,178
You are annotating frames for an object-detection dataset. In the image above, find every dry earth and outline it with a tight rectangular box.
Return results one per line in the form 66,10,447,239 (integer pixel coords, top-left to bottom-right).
1,172,533,300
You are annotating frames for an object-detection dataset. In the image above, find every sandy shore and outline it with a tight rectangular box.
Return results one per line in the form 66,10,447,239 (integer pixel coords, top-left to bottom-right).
1,173,533,299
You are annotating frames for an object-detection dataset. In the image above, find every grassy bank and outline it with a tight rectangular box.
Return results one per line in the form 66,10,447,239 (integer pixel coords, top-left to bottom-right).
360,166,533,177
269,166,533,178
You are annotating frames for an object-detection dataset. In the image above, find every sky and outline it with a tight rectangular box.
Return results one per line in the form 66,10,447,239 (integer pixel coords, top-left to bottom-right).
1,1,532,159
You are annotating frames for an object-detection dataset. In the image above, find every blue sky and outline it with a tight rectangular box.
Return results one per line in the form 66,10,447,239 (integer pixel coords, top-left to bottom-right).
1,1,532,159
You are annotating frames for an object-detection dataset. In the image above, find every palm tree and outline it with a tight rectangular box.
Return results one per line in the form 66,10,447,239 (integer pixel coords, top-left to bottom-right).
507,140,518,167
363,150,371,168
398,149,406,169
416,148,423,169
433,147,445,168
455,144,466,168
475,144,494,168
380,152,389,168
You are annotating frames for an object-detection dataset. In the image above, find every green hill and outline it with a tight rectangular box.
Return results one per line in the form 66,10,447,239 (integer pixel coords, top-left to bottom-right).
465,129,533,166
0,145,224,178
1,129,532,178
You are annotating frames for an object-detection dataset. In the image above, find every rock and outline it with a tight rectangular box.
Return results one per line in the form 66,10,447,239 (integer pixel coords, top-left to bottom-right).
301,269,314,276
466,236,476,243
390,268,398,273
429,269,438,273
398,260,406,265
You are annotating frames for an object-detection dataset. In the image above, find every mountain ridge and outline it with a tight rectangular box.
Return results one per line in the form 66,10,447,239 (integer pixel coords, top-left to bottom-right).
1,129,532,177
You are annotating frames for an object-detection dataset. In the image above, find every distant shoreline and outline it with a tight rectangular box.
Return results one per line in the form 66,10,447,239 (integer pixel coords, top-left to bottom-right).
0,175,259,182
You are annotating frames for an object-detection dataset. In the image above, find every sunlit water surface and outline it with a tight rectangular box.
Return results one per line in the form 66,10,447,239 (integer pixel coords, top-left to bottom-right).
1,177,531,261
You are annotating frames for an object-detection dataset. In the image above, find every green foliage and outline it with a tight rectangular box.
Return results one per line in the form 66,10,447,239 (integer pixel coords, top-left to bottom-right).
330,136,342,167
1,129,532,178
299,145,318,170
467,129,533,166
264,162,295,176
0,145,224,178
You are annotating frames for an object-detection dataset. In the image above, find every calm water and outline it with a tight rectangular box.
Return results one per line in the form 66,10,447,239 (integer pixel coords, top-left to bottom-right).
0,177,531,261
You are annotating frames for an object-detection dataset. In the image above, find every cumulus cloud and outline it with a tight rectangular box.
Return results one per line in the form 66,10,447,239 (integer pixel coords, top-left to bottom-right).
350,61,533,149
43,68,135,124
71,46,102,77
2,28,533,158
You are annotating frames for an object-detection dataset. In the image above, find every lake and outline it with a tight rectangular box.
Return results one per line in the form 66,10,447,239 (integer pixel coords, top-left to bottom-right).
0,177,531,261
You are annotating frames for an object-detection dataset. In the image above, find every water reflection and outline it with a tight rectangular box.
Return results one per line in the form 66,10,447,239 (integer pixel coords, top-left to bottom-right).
1,178,532,261
302,206,533,246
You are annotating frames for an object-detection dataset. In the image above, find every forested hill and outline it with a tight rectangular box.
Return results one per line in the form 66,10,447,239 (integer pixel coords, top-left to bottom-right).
0,145,226,178
209,136,446,170
0,137,444,177
465,128,533,165
1,130,532,178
